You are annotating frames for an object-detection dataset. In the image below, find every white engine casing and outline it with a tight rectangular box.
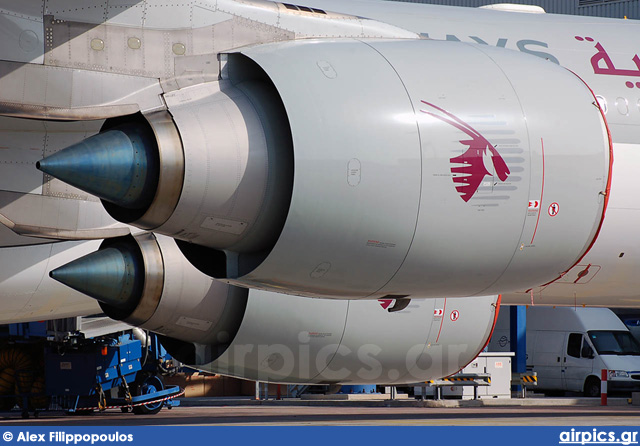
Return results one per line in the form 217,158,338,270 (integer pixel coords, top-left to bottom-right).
202,292,500,384
222,39,611,298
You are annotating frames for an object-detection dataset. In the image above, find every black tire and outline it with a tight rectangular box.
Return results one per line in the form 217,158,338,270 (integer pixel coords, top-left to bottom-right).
132,373,164,415
584,377,601,397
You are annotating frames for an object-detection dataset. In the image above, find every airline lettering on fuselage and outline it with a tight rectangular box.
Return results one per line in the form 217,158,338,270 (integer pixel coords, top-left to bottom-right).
420,33,560,65
578,36,640,90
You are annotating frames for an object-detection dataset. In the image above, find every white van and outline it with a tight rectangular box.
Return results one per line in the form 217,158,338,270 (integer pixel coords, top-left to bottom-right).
489,307,640,396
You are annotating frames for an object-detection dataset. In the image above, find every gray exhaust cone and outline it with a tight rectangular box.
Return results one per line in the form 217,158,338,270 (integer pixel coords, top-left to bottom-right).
50,243,144,310
36,124,159,210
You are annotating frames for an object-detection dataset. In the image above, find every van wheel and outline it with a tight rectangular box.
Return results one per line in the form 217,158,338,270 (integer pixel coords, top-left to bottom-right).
584,377,601,397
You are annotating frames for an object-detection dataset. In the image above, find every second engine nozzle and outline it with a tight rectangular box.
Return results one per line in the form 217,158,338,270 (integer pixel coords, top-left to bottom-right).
49,238,146,314
49,233,248,349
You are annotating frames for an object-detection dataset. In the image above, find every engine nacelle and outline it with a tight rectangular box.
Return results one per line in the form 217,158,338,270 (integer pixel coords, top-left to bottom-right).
178,293,501,385
40,39,611,298
226,40,610,298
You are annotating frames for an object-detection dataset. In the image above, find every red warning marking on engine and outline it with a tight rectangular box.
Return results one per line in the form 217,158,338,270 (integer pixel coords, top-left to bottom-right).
548,202,560,217
530,137,546,245
450,310,460,321
434,308,444,317
378,299,393,310
528,200,540,210
574,264,592,284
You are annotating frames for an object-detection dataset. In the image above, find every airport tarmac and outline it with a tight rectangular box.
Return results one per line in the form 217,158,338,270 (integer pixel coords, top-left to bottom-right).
1,398,639,426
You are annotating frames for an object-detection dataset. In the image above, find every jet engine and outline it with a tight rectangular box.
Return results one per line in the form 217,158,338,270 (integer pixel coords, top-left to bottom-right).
40,39,611,299
49,233,248,355
50,233,501,383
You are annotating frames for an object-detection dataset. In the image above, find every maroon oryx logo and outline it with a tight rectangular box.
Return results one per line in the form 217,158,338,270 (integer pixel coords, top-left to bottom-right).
420,101,510,202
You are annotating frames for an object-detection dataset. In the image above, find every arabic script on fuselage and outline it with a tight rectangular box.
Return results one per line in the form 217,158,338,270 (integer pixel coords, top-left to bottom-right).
578,36,640,89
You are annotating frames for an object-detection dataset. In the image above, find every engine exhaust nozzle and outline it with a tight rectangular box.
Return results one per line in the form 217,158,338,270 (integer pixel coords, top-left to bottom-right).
36,124,159,210
49,241,145,311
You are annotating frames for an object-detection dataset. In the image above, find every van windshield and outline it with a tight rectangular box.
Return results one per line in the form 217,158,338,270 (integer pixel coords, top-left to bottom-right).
587,331,640,355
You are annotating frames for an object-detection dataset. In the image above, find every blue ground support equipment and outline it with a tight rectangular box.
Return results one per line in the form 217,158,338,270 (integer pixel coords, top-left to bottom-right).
45,333,182,414
0,322,182,418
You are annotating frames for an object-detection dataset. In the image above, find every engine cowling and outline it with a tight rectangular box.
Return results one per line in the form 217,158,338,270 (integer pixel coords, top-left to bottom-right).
49,233,501,384
224,40,610,298
204,293,500,385
40,39,611,299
